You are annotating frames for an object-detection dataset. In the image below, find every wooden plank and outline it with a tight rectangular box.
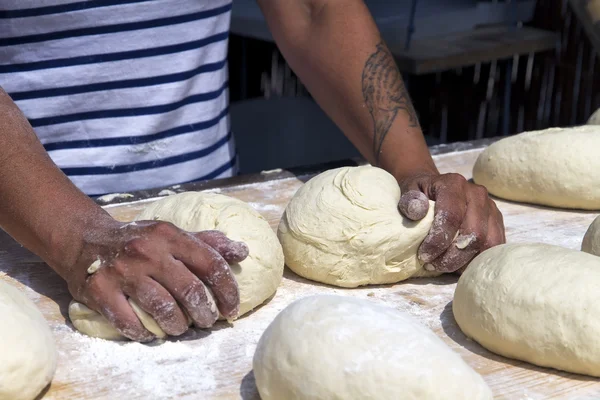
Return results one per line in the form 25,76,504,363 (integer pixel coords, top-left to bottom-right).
570,0,600,56
1,149,600,399
391,26,558,75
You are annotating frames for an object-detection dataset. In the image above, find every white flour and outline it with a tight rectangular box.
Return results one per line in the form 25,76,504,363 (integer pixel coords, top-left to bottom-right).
52,322,249,399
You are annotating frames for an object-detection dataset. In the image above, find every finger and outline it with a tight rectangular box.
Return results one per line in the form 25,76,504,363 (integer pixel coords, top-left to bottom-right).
452,202,505,276
86,274,155,342
152,260,219,328
126,277,188,336
418,177,468,263
398,190,430,221
482,201,506,249
429,187,489,272
173,234,240,320
194,230,249,264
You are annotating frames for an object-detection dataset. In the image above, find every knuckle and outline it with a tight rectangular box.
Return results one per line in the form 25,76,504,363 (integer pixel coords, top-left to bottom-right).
181,280,206,306
153,300,178,321
446,173,466,184
151,221,180,237
472,184,489,198
124,237,148,256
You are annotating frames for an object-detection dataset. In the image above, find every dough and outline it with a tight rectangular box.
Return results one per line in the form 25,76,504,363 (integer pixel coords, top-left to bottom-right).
277,166,437,288
69,298,170,341
0,280,57,400
253,295,492,400
472,126,600,209
69,192,284,340
582,215,600,255
587,108,600,125
454,243,600,376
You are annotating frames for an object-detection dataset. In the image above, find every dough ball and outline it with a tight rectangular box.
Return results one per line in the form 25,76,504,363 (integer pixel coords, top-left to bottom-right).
588,108,600,125
472,126,600,209
0,281,57,400
69,298,172,341
582,215,600,255
454,243,600,376
277,166,437,288
69,192,284,340
253,295,492,400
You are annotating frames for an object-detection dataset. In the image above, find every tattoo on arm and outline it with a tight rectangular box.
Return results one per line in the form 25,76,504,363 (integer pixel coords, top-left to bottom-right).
361,40,419,165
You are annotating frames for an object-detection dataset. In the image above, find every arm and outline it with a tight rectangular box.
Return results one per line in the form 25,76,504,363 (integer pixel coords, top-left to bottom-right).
0,88,244,340
257,0,505,271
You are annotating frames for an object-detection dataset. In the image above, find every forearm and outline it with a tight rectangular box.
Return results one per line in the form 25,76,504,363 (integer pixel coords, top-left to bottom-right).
0,88,112,276
257,0,438,181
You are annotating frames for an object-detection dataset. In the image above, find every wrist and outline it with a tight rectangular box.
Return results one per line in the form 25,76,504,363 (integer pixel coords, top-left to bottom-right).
386,161,439,186
46,206,120,281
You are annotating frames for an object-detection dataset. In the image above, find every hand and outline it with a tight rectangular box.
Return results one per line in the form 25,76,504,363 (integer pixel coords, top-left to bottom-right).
397,173,505,273
62,217,248,342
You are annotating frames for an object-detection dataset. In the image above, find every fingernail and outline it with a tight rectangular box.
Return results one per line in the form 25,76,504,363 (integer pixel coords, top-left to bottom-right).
424,263,435,271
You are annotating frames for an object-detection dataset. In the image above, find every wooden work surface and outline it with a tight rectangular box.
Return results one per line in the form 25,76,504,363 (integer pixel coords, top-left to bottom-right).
1,148,600,399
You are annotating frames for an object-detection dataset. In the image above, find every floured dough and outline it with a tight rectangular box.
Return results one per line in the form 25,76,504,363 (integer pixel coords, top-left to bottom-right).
588,108,600,125
472,126,600,209
69,192,284,340
582,215,600,255
277,166,437,288
69,298,170,341
253,295,492,400
454,243,600,376
0,280,57,400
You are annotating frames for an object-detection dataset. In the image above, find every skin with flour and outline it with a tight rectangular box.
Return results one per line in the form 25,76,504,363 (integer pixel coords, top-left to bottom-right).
69,192,285,340
0,0,503,341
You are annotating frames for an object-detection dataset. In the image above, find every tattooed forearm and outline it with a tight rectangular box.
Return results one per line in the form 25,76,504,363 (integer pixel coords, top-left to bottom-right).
361,40,419,165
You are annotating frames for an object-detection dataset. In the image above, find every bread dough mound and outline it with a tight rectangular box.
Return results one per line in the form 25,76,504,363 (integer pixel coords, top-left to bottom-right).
69,298,171,341
277,166,437,288
472,126,600,209
69,192,284,340
588,108,600,125
454,243,600,376
253,295,492,400
0,280,57,400
582,215,600,255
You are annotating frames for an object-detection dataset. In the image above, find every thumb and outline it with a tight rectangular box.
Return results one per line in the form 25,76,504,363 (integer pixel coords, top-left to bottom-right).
193,230,249,264
398,190,430,221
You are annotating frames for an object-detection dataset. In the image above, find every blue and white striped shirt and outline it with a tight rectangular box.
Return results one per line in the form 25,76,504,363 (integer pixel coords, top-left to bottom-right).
0,0,236,196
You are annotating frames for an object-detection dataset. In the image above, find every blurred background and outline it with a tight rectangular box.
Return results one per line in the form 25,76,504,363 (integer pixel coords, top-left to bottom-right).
227,0,599,174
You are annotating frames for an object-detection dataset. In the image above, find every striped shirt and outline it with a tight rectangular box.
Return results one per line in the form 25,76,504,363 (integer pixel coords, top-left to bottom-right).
0,0,236,196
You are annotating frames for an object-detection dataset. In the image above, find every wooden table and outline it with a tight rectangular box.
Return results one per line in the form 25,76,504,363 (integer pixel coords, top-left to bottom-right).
1,146,600,399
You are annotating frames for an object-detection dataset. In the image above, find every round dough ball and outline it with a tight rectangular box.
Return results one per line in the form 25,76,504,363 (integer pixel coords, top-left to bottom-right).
588,108,600,125
454,243,600,376
0,280,57,400
582,215,600,255
472,126,600,209
277,166,437,288
69,192,284,340
253,295,492,400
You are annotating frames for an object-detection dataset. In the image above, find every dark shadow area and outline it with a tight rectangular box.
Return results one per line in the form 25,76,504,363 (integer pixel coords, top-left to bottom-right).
283,265,459,290
441,301,600,383
34,383,51,400
240,370,260,400
404,274,459,286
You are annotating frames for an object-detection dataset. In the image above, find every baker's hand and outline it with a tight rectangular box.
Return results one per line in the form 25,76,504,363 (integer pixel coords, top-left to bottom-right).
63,218,248,342
397,173,505,273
